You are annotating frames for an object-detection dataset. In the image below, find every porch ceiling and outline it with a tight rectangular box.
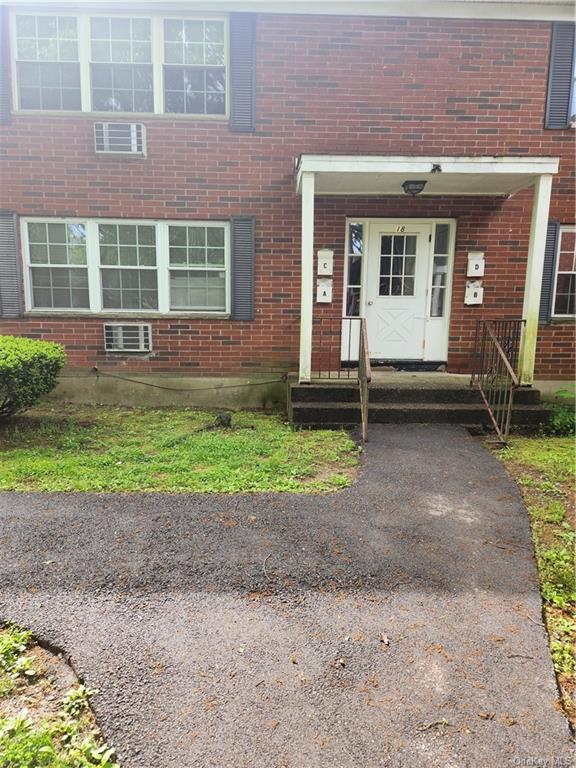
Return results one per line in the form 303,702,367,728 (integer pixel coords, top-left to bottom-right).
295,155,559,197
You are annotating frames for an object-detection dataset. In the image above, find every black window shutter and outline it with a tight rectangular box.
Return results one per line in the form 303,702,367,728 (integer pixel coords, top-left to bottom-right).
0,5,12,124
229,13,256,133
0,212,22,318
231,217,255,320
539,221,560,324
545,22,575,129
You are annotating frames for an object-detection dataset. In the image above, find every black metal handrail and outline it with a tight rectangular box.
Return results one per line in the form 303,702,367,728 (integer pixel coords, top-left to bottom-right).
311,315,371,441
358,317,372,443
471,319,524,444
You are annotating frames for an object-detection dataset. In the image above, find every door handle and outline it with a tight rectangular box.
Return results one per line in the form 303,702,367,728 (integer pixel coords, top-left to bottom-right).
367,300,374,305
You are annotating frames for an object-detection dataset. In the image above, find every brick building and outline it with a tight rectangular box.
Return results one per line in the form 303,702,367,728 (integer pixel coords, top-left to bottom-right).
0,1,574,408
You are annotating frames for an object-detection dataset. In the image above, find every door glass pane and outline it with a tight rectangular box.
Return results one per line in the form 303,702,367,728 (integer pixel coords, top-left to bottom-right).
346,286,360,316
434,224,450,255
378,234,417,296
348,223,363,255
430,256,448,317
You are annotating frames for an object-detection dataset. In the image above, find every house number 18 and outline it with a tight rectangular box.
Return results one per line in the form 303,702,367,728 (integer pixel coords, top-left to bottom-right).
395,225,406,232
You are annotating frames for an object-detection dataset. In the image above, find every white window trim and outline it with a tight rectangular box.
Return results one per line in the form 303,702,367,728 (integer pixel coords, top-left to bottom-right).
10,11,229,119
551,224,576,318
21,217,231,317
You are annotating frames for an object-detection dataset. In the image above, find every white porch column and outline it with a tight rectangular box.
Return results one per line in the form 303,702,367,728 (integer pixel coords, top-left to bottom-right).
299,171,315,382
518,174,553,386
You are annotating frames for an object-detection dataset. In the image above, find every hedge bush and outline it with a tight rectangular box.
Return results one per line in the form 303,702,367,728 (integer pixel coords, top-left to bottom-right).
0,336,66,419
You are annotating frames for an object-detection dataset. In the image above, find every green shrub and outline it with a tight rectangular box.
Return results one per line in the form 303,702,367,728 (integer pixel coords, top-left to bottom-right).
0,336,66,419
548,389,576,437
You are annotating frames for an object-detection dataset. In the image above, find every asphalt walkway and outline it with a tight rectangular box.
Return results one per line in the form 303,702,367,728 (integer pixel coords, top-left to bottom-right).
0,425,572,767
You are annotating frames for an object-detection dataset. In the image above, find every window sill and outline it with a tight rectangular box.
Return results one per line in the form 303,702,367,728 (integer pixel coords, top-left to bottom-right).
549,316,576,325
24,311,231,320
12,110,229,122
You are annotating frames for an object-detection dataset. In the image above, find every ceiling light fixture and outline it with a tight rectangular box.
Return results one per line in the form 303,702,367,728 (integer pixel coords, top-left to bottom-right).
402,180,428,196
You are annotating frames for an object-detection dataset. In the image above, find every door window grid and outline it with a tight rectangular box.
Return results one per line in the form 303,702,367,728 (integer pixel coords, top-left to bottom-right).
553,227,576,316
346,222,363,317
15,15,81,110
11,13,228,116
23,219,230,314
26,222,89,309
379,234,416,297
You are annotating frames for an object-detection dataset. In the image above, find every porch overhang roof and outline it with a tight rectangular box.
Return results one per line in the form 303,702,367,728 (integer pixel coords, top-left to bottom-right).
295,155,559,197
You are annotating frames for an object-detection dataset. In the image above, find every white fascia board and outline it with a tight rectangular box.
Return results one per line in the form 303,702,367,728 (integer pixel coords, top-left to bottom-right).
296,155,560,191
6,0,575,22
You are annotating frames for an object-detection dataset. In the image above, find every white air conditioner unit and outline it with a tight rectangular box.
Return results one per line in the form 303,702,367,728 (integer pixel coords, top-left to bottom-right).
104,323,152,352
94,122,146,155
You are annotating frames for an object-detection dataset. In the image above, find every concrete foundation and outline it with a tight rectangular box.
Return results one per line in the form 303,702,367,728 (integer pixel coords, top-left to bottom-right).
533,379,575,403
49,370,288,411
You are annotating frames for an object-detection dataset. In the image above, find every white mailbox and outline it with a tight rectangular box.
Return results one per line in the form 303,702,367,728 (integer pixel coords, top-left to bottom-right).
316,278,333,303
465,280,484,305
317,249,334,276
467,251,485,277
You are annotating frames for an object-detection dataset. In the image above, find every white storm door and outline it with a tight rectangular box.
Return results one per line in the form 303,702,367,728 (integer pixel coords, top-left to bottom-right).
365,224,431,360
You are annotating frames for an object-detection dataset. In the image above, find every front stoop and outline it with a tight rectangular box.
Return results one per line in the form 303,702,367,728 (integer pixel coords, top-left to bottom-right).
289,381,549,429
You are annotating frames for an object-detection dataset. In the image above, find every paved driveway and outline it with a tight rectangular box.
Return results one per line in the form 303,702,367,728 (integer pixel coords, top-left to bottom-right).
0,425,572,768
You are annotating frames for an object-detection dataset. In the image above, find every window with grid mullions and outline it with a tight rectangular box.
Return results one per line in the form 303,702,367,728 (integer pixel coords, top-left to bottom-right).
163,19,226,115
27,221,89,309
168,224,227,311
15,14,81,110
553,227,576,317
98,223,158,310
90,17,153,112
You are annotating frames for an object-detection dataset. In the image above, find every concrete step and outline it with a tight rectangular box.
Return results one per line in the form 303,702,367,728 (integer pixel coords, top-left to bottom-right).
289,383,542,405
291,401,549,428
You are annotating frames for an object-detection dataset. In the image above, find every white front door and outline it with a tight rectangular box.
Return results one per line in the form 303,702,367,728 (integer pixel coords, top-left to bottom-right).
365,223,432,360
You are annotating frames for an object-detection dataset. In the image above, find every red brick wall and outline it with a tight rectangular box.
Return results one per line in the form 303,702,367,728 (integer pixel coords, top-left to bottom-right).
0,14,574,377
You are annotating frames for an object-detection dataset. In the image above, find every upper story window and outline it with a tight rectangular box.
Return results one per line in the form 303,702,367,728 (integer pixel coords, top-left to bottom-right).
90,18,154,113
15,15,81,110
22,218,230,315
163,19,226,115
553,226,576,317
12,14,228,117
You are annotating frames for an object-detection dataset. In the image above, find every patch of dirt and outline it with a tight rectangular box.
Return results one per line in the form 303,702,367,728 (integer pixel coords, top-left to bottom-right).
308,460,357,487
0,633,90,728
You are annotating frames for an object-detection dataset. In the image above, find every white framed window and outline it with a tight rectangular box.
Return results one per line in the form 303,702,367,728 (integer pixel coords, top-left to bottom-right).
90,17,154,113
11,12,228,117
14,14,81,110
163,19,226,116
552,226,576,317
168,224,227,311
22,218,231,316
25,221,89,309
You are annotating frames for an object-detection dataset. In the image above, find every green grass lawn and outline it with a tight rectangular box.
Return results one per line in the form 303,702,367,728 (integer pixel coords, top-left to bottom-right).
0,405,358,493
498,435,575,727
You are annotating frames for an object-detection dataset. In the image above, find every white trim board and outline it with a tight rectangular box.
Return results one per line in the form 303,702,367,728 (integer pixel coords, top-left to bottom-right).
5,2,574,23
296,156,560,198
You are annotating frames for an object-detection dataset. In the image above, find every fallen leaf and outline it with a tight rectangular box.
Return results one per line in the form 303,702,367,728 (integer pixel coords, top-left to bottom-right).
501,715,518,726
269,719,280,730
290,654,298,665
478,712,495,720
379,633,390,646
